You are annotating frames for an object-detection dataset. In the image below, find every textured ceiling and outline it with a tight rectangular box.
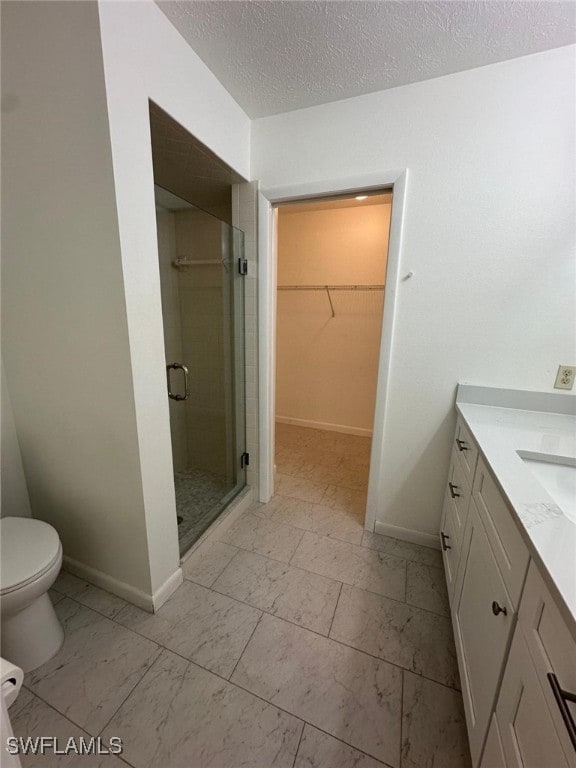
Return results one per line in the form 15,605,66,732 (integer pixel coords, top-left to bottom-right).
156,1,576,118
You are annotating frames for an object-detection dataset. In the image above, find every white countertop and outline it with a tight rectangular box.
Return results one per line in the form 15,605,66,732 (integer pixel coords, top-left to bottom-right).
455,386,576,632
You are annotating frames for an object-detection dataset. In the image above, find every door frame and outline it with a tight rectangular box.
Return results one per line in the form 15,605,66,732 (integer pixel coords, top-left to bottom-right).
257,169,408,533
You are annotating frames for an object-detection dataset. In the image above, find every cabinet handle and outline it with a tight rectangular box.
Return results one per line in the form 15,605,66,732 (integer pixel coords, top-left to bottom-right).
448,482,460,499
440,531,451,551
456,439,468,452
491,600,507,617
548,673,576,751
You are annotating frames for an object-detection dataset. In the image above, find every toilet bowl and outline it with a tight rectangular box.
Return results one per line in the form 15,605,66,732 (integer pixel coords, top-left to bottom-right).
0,517,64,672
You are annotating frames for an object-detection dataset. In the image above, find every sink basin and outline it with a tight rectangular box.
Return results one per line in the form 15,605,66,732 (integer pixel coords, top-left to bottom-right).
518,451,576,524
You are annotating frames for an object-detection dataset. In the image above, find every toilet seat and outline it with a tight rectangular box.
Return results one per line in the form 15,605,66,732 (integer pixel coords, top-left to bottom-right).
0,517,62,595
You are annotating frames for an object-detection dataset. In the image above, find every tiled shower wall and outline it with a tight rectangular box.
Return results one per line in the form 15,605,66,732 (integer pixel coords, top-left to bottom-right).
233,181,259,496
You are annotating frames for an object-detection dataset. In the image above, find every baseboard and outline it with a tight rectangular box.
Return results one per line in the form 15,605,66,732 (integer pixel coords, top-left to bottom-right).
62,555,163,612
275,415,372,437
152,568,183,611
373,521,440,550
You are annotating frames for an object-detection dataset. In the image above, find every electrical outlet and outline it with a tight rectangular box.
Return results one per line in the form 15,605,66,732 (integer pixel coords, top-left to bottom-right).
554,365,576,390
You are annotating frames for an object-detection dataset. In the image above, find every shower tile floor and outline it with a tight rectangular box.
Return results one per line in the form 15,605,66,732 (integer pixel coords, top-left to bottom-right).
12,424,471,768
174,467,231,555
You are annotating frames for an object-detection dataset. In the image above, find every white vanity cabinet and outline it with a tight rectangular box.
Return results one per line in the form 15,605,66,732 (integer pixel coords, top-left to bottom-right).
452,498,516,765
454,416,479,483
440,449,472,600
490,622,572,768
440,416,477,603
515,562,576,766
443,409,576,768
472,457,530,608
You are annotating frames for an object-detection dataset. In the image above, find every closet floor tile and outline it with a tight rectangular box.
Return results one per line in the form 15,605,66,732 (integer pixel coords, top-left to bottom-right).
275,472,329,503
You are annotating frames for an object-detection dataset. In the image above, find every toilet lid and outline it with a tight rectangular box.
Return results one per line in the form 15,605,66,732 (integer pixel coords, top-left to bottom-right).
0,517,61,593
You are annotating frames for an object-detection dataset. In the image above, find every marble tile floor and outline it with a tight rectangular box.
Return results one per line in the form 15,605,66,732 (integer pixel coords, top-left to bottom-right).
11,426,471,768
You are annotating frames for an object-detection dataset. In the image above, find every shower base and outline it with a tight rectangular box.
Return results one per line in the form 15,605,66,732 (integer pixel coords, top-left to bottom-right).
174,467,233,555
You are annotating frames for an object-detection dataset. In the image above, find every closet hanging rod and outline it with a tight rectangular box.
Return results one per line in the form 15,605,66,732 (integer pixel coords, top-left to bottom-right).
277,284,385,291
172,259,223,267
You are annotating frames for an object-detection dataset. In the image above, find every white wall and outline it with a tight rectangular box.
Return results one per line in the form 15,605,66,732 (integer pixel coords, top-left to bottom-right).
1,363,32,518
253,45,576,537
97,0,251,595
1,1,152,593
2,0,252,607
276,203,390,433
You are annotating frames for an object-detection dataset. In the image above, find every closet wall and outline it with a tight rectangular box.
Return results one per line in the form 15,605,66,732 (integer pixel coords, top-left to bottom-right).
276,199,391,435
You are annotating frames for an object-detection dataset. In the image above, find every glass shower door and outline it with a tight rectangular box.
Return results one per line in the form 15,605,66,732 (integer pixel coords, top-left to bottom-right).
155,186,246,555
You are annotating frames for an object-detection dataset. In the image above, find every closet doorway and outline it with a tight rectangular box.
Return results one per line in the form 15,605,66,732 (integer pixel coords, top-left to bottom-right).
275,191,392,526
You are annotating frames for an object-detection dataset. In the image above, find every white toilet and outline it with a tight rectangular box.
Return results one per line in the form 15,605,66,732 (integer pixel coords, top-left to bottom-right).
0,517,64,672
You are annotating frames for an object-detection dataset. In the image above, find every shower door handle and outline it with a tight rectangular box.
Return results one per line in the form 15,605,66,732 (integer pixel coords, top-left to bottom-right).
166,363,190,401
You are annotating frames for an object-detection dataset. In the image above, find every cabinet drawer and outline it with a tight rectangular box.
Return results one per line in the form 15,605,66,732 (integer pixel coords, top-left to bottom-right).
453,499,515,766
440,489,460,604
446,447,472,550
455,415,479,482
473,457,530,609
519,562,576,763
496,623,572,768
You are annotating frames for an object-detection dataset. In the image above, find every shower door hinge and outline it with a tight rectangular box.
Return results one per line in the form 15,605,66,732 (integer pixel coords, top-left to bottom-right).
240,452,250,469
238,257,248,276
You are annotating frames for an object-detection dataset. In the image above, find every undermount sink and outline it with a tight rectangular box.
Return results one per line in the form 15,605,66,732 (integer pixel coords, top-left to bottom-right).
518,451,576,524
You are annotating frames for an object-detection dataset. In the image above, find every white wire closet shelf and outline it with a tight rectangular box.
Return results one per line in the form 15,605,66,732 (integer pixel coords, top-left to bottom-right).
278,284,384,290
277,284,385,317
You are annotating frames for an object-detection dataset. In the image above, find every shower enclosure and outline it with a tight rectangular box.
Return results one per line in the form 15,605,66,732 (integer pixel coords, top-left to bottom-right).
155,185,247,555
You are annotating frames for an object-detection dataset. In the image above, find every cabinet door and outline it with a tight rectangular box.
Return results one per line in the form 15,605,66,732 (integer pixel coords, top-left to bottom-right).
440,489,460,604
455,415,479,482
446,448,472,550
480,715,507,768
453,500,515,766
496,624,571,768
472,458,529,608
519,562,576,765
